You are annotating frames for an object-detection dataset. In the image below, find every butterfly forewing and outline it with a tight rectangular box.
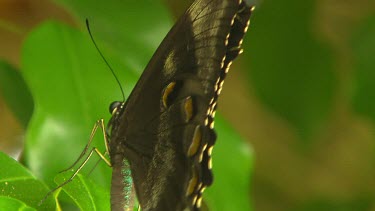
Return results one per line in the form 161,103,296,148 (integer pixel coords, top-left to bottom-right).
108,0,254,210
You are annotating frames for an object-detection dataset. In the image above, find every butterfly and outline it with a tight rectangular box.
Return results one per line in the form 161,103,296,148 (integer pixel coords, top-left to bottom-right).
102,0,254,210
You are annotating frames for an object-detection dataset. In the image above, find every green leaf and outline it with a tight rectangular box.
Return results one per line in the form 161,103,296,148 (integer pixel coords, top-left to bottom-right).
0,196,36,211
351,15,375,122
244,0,336,140
0,152,55,210
55,172,110,211
204,115,253,211
0,60,34,128
52,0,172,74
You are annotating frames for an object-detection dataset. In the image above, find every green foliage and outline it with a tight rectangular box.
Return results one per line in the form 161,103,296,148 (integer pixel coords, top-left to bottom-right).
0,197,36,211
54,172,110,210
351,15,375,122
244,0,336,140
294,197,372,211
0,152,54,210
205,115,253,211
0,61,33,128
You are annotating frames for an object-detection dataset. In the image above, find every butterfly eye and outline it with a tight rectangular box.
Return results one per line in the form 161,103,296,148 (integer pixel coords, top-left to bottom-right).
109,101,122,114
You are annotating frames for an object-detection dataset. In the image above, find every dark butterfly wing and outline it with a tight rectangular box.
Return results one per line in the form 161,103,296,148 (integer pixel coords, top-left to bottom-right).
108,0,254,210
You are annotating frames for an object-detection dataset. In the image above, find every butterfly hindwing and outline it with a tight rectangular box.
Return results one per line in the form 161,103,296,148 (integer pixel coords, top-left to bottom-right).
108,0,254,210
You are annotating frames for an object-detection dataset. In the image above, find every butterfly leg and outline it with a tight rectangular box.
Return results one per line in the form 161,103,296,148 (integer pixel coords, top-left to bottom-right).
60,119,111,172
40,146,105,205
40,119,111,205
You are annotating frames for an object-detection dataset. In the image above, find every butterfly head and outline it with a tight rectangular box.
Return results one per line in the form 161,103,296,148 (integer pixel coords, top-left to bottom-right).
107,100,126,138
109,101,123,115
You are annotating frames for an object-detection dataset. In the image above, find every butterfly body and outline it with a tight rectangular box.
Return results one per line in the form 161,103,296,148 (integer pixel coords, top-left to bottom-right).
107,0,254,210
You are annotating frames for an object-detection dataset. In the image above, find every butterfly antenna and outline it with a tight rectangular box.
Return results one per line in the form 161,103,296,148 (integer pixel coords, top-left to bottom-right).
85,19,126,101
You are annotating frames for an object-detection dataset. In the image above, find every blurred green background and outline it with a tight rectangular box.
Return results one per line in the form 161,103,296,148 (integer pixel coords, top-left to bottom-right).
0,0,375,210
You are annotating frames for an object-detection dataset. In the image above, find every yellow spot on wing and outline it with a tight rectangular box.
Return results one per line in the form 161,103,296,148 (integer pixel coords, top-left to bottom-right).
187,126,202,157
162,82,176,108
